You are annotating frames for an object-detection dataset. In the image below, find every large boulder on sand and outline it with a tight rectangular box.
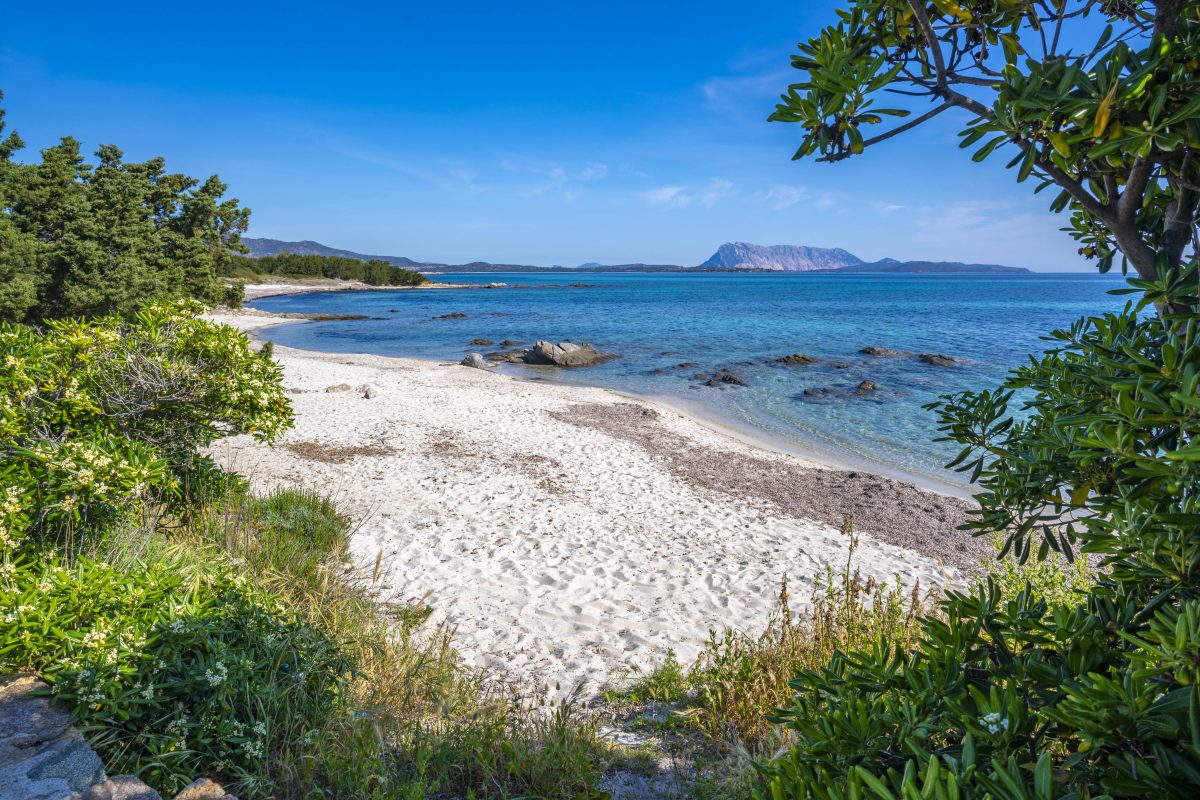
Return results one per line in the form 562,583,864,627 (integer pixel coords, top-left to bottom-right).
460,353,490,369
523,340,615,368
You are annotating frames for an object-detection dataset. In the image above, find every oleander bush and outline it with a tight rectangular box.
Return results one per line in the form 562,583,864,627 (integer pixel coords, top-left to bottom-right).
0,301,291,547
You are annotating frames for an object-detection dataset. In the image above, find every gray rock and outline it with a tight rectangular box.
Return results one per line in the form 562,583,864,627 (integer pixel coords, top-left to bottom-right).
324,384,352,393
857,380,878,392
26,739,106,793
460,353,490,370
918,353,958,366
860,346,905,356
85,776,162,800
0,675,72,756
523,341,615,368
469,338,494,346
358,384,382,399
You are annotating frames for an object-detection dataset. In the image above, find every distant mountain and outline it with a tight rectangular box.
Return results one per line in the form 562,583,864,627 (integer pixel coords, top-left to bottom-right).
242,238,556,271
243,237,1030,274
701,242,864,271
576,262,687,271
242,238,422,267
835,260,1031,274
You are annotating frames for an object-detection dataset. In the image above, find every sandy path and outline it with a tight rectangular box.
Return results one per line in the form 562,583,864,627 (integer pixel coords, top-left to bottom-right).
208,311,978,697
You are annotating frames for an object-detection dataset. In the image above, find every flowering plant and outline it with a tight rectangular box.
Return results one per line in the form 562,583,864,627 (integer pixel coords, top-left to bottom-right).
0,550,352,794
0,302,292,545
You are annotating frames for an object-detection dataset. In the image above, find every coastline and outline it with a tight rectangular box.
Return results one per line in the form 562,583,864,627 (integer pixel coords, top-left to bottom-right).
208,307,986,697
239,277,478,301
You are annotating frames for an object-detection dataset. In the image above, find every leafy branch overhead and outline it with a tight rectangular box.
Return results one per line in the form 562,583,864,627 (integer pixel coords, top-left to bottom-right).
770,1,1200,280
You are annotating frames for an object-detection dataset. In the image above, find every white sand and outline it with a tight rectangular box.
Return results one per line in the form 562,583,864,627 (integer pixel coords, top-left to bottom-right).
239,278,472,301
208,311,962,697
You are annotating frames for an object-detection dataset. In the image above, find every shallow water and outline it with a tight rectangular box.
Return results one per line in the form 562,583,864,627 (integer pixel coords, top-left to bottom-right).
250,271,1128,487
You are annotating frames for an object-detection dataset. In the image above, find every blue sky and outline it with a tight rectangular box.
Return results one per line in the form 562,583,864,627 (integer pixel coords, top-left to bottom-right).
2,1,1088,270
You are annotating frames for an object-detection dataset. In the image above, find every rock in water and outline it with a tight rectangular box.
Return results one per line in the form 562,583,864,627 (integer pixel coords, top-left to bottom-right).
710,370,746,386
857,380,878,392
773,353,816,364
461,353,490,369
918,353,958,366
860,346,905,356
470,338,494,346
523,341,615,368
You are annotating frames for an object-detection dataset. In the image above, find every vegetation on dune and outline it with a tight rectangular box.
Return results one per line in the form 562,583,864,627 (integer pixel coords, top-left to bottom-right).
227,251,427,287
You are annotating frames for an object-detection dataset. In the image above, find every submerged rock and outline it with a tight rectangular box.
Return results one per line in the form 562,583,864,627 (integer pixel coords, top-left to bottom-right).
461,353,490,369
918,353,958,366
470,338,494,346
486,350,527,364
856,380,878,392
773,353,816,364
860,346,905,356
432,312,468,320
523,341,616,368
499,339,524,347
709,370,746,386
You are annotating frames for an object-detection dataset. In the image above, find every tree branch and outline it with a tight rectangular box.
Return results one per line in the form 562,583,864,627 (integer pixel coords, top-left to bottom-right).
905,0,950,89
1118,156,1154,223
817,101,956,162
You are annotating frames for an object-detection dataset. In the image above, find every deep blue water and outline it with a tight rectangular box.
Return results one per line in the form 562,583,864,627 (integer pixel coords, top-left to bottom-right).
250,272,1128,488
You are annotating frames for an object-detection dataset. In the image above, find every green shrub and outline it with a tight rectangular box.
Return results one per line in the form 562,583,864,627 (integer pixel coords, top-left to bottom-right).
0,548,353,796
0,302,291,546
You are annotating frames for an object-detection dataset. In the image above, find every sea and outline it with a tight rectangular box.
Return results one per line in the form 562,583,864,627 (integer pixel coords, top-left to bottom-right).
249,272,1130,492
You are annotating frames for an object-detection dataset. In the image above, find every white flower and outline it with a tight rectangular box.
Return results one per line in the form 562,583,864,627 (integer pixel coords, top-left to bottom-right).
204,661,228,687
979,711,1009,735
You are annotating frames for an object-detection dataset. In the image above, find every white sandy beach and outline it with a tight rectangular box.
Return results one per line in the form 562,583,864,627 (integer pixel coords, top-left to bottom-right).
209,309,972,697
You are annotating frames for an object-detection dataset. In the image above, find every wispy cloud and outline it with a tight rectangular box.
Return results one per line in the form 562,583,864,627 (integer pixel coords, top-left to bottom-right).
639,185,693,208
873,201,906,214
765,184,808,210
702,178,736,207
576,163,608,181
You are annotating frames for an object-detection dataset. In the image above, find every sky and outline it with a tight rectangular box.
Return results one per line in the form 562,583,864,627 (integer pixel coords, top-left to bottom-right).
1,1,1090,270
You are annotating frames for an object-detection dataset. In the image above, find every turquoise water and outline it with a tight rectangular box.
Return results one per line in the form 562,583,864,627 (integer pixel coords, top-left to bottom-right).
250,272,1128,488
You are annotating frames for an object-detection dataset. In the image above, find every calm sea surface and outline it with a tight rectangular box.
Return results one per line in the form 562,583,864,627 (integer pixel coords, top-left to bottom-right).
250,272,1128,489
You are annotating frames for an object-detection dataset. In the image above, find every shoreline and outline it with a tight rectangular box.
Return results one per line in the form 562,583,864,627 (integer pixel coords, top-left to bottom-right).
239,277,480,301
208,307,986,697
237,293,974,500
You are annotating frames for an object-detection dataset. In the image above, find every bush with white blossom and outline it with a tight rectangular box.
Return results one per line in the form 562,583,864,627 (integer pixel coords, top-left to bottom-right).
0,301,292,544
0,549,353,795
